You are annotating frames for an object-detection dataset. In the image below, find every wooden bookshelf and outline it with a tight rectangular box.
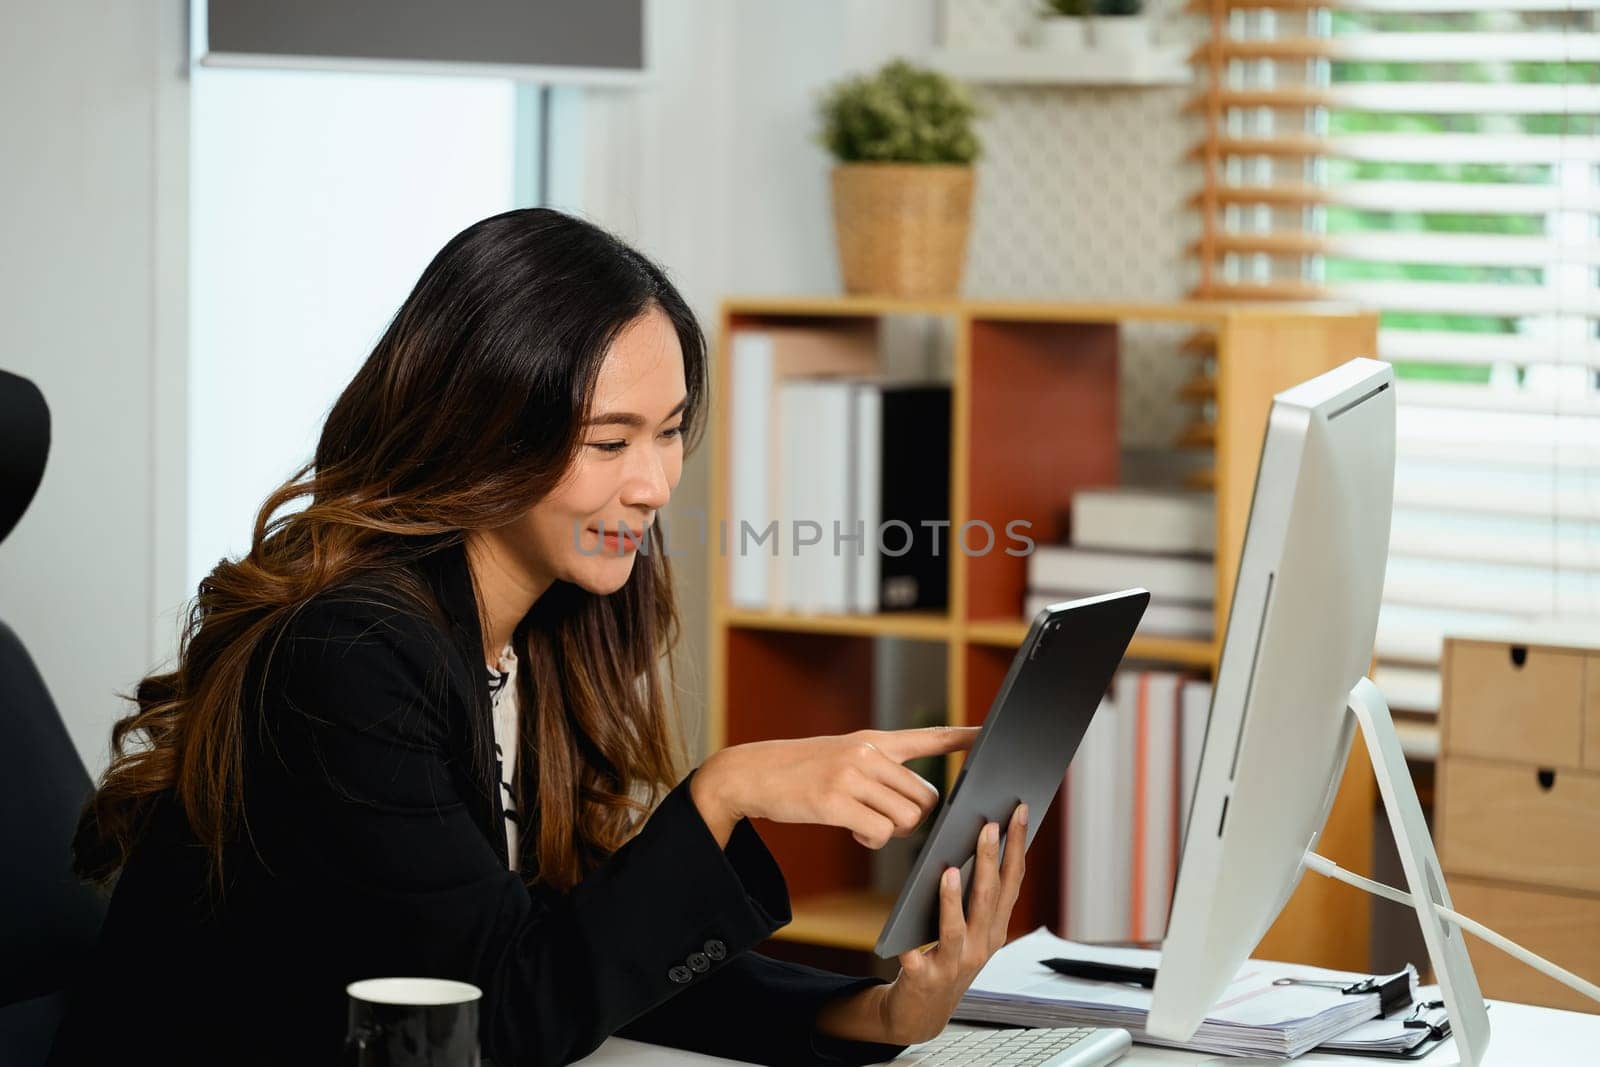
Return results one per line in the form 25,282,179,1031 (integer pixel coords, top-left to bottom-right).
708,297,1381,970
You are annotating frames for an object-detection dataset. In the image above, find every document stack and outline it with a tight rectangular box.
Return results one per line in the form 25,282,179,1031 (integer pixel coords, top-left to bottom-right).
957,929,1417,1060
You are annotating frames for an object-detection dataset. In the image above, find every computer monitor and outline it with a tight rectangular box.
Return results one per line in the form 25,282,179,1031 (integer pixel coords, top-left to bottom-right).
1145,358,1490,1065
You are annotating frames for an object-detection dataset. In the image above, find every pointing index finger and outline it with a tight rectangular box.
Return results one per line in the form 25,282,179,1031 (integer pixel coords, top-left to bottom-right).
872,725,981,764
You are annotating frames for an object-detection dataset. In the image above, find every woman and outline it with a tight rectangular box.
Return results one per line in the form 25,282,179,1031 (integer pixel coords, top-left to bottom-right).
53,209,1027,1066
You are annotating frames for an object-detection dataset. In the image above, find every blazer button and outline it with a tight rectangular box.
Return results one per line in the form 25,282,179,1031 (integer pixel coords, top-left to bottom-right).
668,965,692,984
686,951,710,973
704,939,727,961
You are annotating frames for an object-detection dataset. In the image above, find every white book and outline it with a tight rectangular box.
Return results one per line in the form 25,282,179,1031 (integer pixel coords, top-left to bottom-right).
1025,594,1213,639
777,380,853,614
1131,671,1181,943
851,383,882,613
1027,546,1214,605
1179,679,1213,851
1064,675,1135,943
1109,672,1138,942
1065,697,1119,942
1072,488,1216,555
729,332,776,609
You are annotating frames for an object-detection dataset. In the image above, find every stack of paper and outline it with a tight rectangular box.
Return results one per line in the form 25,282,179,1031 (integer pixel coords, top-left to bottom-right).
957,929,1417,1059
1319,989,1452,1057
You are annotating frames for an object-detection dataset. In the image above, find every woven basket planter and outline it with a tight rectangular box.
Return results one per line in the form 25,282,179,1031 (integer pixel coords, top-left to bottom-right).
830,163,976,298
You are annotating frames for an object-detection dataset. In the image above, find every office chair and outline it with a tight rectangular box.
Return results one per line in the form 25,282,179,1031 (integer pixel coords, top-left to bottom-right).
0,369,107,1066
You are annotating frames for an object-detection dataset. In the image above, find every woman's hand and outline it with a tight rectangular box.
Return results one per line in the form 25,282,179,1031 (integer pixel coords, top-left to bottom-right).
815,802,1029,1047
689,727,979,849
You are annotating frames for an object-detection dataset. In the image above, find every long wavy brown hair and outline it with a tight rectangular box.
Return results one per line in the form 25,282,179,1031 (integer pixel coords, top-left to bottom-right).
75,208,709,893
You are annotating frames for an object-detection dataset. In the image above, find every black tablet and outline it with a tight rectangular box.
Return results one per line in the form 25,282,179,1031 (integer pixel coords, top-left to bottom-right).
875,588,1150,958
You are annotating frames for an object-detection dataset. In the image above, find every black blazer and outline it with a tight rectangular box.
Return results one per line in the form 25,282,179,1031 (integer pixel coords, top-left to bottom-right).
50,544,907,1066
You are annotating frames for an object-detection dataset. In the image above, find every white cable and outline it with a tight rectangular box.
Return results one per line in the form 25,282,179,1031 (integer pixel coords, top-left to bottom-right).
1303,852,1413,908
1304,851,1600,1007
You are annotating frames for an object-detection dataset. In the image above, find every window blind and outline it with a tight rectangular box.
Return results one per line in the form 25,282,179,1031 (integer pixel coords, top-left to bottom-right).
1189,0,1600,712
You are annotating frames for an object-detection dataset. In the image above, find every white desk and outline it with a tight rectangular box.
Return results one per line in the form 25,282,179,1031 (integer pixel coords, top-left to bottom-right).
578,1000,1600,1065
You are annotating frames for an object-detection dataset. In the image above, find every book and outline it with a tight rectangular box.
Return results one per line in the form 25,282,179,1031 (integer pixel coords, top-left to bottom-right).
1063,673,1137,943
1072,488,1216,555
854,383,951,612
727,326,876,609
1027,546,1214,605
1131,672,1181,942
1025,594,1212,639
776,379,854,614
1064,697,1124,943
852,384,881,613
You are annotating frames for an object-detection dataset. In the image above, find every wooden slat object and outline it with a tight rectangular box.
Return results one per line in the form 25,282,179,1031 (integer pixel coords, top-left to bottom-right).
1188,183,1330,208
1179,374,1218,401
964,619,1217,667
1190,83,1600,116
1193,33,1600,63
1187,131,1600,166
1192,231,1596,268
1191,280,1328,302
1174,419,1217,449
1188,134,1326,161
1192,180,1589,222
1190,233,1326,258
1183,87,1334,113
720,608,953,642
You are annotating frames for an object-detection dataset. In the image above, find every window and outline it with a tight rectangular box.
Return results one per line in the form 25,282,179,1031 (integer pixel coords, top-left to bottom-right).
1191,0,1600,711
189,69,554,588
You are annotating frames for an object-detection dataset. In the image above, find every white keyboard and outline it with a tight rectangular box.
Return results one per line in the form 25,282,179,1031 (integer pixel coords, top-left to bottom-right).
904,1024,1132,1067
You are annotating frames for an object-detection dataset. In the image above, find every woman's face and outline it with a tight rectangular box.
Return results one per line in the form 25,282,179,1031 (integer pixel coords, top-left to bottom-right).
514,306,687,596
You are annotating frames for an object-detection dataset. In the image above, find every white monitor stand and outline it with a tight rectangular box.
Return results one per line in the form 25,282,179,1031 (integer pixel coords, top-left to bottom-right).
1306,678,1491,1067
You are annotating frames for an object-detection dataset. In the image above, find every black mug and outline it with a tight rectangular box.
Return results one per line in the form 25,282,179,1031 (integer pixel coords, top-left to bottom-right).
345,977,482,1067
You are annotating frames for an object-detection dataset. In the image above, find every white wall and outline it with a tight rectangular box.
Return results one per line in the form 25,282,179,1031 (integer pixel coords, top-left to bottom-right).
727,2,940,294
0,0,189,775
188,68,517,590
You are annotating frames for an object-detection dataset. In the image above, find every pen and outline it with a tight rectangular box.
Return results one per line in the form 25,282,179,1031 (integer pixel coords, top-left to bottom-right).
1040,957,1158,989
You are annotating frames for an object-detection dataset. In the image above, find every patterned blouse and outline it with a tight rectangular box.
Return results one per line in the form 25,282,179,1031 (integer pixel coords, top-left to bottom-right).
486,644,520,871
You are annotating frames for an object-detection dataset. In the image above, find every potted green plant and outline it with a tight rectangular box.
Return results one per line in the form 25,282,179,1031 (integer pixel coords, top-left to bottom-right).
816,59,982,298
1093,0,1150,50
1035,0,1093,50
